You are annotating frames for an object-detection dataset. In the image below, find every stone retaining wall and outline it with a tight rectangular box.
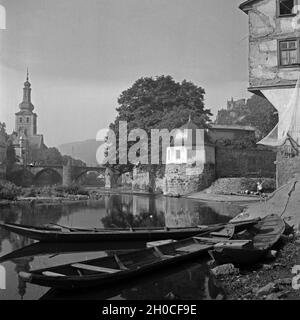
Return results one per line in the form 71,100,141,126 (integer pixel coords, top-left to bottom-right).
276,147,300,187
164,163,215,196
215,147,276,178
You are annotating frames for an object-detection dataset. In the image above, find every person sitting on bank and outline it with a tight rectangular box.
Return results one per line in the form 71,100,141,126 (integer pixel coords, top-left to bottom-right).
257,180,264,199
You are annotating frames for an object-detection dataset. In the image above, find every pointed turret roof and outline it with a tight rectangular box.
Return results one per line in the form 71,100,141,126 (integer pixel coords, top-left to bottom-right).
18,69,34,113
174,115,200,147
179,114,199,131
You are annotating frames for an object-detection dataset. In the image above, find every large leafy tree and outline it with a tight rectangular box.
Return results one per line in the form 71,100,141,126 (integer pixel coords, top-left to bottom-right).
0,123,18,172
108,75,211,172
0,122,8,139
216,94,278,140
241,95,278,139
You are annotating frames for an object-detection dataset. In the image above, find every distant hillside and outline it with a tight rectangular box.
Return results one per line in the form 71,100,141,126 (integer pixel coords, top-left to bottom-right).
58,139,104,166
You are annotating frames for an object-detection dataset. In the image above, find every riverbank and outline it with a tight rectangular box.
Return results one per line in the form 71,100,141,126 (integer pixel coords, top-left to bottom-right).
0,177,271,207
212,235,300,300
186,192,262,204
0,180,94,206
0,179,160,206
186,177,276,204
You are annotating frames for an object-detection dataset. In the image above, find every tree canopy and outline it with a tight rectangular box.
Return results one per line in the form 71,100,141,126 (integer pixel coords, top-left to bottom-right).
112,75,211,132
0,122,8,140
108,75,211,171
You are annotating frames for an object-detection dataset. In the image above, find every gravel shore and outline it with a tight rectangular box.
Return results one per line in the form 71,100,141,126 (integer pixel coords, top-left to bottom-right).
213,236,300,300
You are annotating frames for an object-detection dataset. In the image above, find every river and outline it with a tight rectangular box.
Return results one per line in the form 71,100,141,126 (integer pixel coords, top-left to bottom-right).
0,194,244,300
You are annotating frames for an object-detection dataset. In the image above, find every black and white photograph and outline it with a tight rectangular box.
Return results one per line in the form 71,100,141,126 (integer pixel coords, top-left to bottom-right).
0,0,300,307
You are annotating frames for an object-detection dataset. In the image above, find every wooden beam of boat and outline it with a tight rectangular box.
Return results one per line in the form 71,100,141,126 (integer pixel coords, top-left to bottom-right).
194,237,252,244
71,263,121,274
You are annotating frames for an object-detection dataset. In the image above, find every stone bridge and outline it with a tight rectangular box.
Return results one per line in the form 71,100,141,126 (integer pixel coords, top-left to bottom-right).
9,164,123,188
8,160,128,188
25,164,107,186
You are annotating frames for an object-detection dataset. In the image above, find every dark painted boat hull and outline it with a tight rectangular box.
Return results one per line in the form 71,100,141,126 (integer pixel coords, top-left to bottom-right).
0,219,260,243
209,247,267,265
0,223,214,242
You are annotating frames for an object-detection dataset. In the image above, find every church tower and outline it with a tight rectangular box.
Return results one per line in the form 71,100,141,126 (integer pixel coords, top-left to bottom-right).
13,70,45,158
15,70,37,137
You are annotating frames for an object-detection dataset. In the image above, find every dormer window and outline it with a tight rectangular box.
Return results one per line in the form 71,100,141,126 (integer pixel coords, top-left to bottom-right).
278,0,296,16
279,39,300,66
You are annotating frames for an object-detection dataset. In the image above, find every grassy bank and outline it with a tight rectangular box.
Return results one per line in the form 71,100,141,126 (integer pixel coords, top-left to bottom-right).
0,180,90,202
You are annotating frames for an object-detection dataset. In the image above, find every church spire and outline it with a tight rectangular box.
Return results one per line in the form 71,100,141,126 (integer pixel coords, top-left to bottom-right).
19,68,34,112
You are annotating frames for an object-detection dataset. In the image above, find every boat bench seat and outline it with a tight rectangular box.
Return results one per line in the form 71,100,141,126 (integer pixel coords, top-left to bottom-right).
153,246,174,259
176,243,213,253
71,263,121,274
42,271,66,277
214,240,252,249
161,254,174,259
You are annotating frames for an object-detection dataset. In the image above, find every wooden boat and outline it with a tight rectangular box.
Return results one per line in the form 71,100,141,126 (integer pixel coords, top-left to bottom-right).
0,223,221,242
208,214,285,265
19,235,250,289
40,261,224,300
0,218,259,242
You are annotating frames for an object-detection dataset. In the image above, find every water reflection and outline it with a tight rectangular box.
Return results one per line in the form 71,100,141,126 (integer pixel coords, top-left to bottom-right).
40,261,226,300
0,194,243,300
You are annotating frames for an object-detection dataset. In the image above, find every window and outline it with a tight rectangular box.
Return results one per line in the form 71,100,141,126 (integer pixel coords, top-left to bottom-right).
176,150,181,160
19,118,22,123
278,0,296,16
279,39,299,66
26,117,29,123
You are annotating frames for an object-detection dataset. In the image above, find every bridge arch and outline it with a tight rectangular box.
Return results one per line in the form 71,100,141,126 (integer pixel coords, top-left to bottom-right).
73,168,106,184
33,168,62,186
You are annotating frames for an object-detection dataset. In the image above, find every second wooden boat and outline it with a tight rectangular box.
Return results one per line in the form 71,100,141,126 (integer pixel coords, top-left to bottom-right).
18,228,255,290
19,236,218,289
208,214,285,265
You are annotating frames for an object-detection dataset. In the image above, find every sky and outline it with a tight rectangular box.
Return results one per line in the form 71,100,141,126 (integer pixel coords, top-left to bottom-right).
0,0,250,147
